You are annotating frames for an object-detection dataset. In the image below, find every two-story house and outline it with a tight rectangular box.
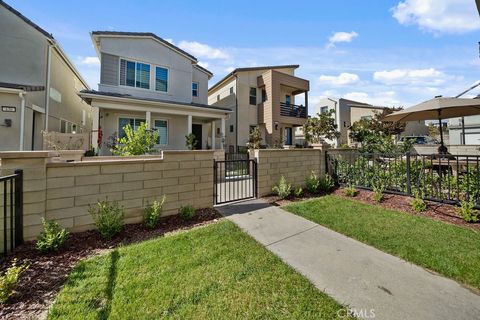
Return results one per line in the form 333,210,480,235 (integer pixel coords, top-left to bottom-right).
208,65,309,151
0,1,91,151
80,31,231,154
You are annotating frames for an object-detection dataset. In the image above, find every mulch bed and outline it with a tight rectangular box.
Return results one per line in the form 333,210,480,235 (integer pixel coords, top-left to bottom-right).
0,208,222,320
263,189,479,231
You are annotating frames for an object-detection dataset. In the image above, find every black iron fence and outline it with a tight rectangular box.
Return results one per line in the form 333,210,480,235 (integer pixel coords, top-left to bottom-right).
326,151,480,207
280,102,307,118
1,169,23,256
214,159,257,205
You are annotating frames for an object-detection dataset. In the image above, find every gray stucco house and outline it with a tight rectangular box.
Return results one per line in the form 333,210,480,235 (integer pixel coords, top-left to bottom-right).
80,31,230,154
0,1,92,151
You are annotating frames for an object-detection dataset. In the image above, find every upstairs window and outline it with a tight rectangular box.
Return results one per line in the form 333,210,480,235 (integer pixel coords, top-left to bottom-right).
285,95,291,105
249,87,257,105
192,82,198,97
261,89,267,102
320,106,329,114
155,67,168,92
120,59,150,89
230,87,234,94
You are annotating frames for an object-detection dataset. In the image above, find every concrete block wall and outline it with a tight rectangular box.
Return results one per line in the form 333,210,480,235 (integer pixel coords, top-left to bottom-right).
0,151,214,241
251,149,324,197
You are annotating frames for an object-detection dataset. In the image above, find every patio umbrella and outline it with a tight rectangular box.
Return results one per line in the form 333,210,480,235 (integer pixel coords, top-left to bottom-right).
382,97,480,153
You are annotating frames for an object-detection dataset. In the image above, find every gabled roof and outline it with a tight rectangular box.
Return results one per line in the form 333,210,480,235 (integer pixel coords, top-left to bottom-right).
0,0,53,39
91,31,198,62
340,98,386,110
208,65,300,93
194,64,213,78
0,82,45,92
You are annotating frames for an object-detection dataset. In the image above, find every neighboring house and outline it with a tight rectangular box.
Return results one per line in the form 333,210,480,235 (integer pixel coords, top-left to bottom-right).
448,115,480,145
312,97,428,147
0,1,91,151
80,31,230,154
208,65,309,151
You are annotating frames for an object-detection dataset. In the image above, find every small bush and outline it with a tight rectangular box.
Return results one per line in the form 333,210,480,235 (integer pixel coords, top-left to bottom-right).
272,176,292,199
343,185,357,197
305,171,320,193
373,188,384,203
36,218,69,252
294,187,303,198
458,199,479,223
88,200,124,239
0,259,28,303
318,175,334,193
179,205,196,220
143,195,166,229
410,194,427,212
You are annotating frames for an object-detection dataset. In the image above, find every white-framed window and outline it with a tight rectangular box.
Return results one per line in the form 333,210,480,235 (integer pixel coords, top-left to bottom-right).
60,119,77,133
192,82,199,97
320,106,329,114
155,67,168,92
230,87,234,94
361,115,372,121
249,87,257,105
120,59,150,89
118,117,146,139
153,119,168,145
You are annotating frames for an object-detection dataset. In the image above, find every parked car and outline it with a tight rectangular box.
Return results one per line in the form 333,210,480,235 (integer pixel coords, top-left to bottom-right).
399,136,438,145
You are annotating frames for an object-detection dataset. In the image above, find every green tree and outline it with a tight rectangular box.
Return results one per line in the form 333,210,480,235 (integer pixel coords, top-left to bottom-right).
303,110,340,144
112,122,158,156
246,127,263,149
369,107,406,136
349,119,372,143
185,133,198,150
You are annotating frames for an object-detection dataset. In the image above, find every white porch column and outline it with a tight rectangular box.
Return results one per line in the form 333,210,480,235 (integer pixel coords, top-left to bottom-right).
146,111,151,129
221,117,225,150
211,121,215,150
187,115,192,134
91,106,99,152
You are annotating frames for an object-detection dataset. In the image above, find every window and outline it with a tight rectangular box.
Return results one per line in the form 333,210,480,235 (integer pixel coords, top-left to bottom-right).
192,82,198,97
120,59,150,89
249,87,257,105
217,94,220,102
249,125,257,133
60,119,66,133
285,95,291,105
155,67,168,92
216,128,220,135
154,119,168,145
230,87,234,94
118,117,146,139
262,89,267,102
230,125,234,132
320,106,329,114
361,115,372,121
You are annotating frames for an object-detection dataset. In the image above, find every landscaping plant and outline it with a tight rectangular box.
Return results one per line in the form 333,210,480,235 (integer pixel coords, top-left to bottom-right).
143,195,166,229
373,185,384,203
318,175,334,193
246,126,263,149
343,185,357,197
294,186,303,198
458,199,479,223
112,122,158,156
410,191,427,212
179,205,196,220
305,171,320,193
88,200,124,239
36,218,69,252
0,259,28,303
185,133,198,150
272,176,292,199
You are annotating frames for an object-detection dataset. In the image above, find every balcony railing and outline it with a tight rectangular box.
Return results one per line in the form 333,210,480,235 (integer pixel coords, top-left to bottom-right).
280,102,307,118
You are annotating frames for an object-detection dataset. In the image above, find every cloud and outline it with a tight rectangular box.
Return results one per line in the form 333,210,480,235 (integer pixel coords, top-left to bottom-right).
177,41,230,60
78,56,100,66
344,91,401,106
198,61,209,69
392,0,480,34
327,31,358,47
318,72,360,85
373,68,446,85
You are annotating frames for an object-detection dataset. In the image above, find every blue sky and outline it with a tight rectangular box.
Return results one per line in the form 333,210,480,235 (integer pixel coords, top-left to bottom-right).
7,0,480,109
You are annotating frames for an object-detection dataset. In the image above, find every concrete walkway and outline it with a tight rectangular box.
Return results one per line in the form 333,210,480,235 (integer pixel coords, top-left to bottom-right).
217,199,480,320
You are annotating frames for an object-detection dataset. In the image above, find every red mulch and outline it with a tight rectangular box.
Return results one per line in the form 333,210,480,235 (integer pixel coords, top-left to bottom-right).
0,208,222,320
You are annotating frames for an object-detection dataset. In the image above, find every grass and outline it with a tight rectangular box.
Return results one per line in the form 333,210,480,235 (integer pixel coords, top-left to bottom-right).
284,195,480,290
48,221,347,319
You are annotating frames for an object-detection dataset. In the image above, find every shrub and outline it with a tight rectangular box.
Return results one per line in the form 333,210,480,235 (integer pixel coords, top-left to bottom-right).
318,175,334,193
272,176,292,199
112,122,158,156
458,199,479,223
0,259,28,303
179,205,196,220
143,195,166,229
185,133,198,150
410,192,427,212
373,186,384,203
294,186,303,198
343,185,357,197
88,200,124,239
305,171,320,193
36,218,69,252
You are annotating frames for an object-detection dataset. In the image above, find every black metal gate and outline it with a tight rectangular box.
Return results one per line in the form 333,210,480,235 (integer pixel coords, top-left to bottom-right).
214,159,257,205
1,170,23,256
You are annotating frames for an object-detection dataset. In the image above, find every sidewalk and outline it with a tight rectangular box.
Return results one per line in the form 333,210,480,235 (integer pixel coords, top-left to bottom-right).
217,199,480,320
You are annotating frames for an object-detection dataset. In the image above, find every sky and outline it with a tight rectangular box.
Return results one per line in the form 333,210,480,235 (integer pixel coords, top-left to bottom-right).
7,0,480,111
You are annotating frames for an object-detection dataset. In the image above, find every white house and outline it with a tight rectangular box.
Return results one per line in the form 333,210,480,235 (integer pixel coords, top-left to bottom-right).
80,31,230,154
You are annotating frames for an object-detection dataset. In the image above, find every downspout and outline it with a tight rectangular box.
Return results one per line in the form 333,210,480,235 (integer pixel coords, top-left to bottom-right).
235,74,239,151
19,91,26,151
44,42,53,132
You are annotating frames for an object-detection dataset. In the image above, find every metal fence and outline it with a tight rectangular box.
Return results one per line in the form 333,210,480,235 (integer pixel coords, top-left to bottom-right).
326,151,480,207
1,169,23,256
214,159,257,205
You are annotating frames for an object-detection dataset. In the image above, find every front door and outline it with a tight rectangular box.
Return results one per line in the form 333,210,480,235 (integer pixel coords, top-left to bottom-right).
192,124,202,150
284,127,293,145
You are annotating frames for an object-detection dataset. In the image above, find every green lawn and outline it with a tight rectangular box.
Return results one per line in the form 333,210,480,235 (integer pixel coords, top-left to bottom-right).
48,221,347,319
284,195,480,290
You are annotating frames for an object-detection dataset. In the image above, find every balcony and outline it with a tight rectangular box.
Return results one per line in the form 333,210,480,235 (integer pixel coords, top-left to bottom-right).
280,102,307,118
